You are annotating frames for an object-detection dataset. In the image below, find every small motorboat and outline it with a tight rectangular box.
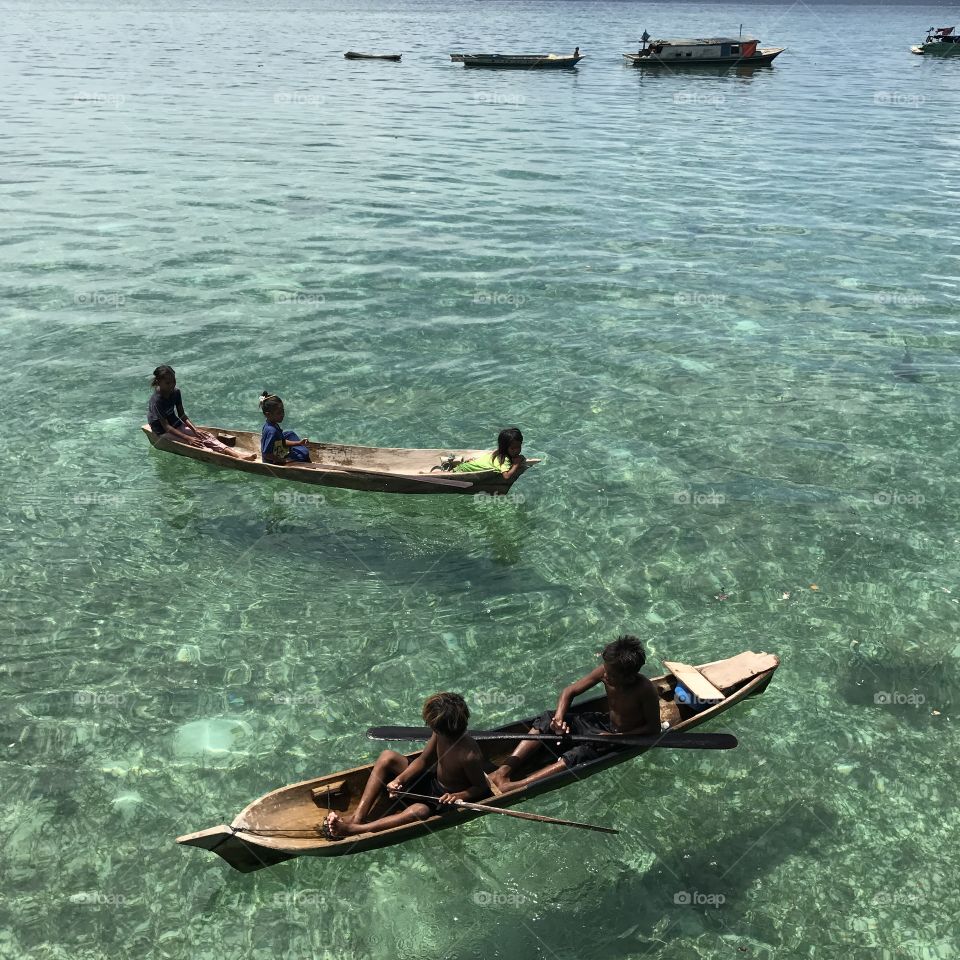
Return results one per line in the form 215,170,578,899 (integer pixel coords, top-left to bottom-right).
344,51,402,62
912,26,960,56
624,32,784,67
452,48,582,69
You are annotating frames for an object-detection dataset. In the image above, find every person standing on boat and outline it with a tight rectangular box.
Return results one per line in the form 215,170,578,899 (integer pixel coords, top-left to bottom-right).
258,392,311,464
488,636,661,793
147,365,254,460
453,426,526,481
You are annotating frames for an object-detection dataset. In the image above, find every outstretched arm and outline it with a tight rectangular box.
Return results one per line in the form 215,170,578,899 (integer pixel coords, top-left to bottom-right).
387,735,437,794
159,416,202,447
551,665,605,733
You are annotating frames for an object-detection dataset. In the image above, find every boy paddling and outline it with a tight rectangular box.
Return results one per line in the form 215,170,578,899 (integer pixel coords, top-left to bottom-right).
322,693,490,840
489,635,661,793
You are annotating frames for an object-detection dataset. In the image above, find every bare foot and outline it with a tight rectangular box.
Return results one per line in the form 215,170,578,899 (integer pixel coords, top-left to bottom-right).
488,768,514,793
322,812,349,839
322,812,366,840
240,452,257,461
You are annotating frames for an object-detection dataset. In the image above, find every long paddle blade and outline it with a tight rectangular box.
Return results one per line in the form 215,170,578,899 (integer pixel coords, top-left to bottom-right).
367,726,737,750
395,791,618,834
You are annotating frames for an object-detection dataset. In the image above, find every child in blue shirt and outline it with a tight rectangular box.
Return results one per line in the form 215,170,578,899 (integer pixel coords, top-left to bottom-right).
258,392,311,464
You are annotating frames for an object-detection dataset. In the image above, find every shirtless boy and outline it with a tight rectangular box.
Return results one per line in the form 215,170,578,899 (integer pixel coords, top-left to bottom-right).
322,692,490,839
489,635,662,792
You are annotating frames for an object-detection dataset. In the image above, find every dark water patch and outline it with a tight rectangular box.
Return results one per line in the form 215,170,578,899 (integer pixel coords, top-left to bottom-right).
838,652,954,722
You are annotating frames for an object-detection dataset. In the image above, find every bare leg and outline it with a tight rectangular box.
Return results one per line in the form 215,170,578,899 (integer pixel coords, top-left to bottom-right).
202,434,256,461
496,758,568,793
325,802,434,839
349,750,410,825
185,426,256,461
228,447,258,461
489,726,557,790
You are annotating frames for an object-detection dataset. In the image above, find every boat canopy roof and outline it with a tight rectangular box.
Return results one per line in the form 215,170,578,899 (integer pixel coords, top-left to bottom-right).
651,37,757,45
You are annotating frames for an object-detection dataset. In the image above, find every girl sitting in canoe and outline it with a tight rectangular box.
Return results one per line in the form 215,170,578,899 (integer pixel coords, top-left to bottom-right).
454,426,526,480
258,392,311,465
148,365,255,460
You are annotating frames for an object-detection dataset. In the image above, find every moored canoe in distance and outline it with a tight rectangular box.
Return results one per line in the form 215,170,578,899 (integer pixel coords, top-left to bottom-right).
344,51,402,61
624,36,784,67
453,50,583,69
141,425,540,496
176,650,779,871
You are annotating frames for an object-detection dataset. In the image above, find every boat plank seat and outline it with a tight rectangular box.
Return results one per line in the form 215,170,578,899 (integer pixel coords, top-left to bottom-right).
699,651,779,693
662,661,725,705
311,780,350,811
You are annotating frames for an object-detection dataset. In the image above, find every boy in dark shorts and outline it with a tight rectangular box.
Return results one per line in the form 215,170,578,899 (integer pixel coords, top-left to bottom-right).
322,692,490,839
489,635,661,792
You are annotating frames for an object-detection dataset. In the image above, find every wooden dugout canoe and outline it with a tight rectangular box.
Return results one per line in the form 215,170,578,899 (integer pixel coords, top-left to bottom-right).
176,650,779,872
344,51,402,61
141,425,540,496
453,53,583,69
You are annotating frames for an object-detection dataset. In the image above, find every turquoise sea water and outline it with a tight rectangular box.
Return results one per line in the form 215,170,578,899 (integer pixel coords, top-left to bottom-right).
2,0,959,957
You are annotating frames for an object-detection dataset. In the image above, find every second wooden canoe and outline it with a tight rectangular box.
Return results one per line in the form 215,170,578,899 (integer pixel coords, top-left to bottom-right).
141,425,540,496
453,53,583,69
176,650,779,871
344,51,402,61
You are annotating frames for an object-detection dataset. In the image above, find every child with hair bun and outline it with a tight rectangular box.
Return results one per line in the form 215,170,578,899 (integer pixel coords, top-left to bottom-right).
258,391,311,465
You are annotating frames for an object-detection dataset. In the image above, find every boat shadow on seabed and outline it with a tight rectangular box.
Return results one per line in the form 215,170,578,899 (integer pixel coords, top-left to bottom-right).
455,800,838,959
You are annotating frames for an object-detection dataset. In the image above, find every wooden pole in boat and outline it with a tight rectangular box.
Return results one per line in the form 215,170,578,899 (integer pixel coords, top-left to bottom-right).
394,792,618,834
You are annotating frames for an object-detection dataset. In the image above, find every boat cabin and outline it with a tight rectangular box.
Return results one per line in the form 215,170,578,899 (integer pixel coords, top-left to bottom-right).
639,37,759,60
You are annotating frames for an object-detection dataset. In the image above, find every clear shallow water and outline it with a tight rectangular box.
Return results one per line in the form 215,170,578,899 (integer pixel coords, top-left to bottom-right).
1,0,958,957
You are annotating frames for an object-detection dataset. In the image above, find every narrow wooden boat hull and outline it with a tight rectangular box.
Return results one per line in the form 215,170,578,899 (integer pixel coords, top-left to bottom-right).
344,51,402,61
455,54,583,69
624,47,784,67
141,426,539,496
177,651,778,871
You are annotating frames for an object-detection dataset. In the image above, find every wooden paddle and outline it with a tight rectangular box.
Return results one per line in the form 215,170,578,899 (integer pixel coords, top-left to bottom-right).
368,726,737,750
394,791,618,834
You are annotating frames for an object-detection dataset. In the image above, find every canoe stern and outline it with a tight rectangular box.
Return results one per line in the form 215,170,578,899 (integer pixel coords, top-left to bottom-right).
176,825,298,873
